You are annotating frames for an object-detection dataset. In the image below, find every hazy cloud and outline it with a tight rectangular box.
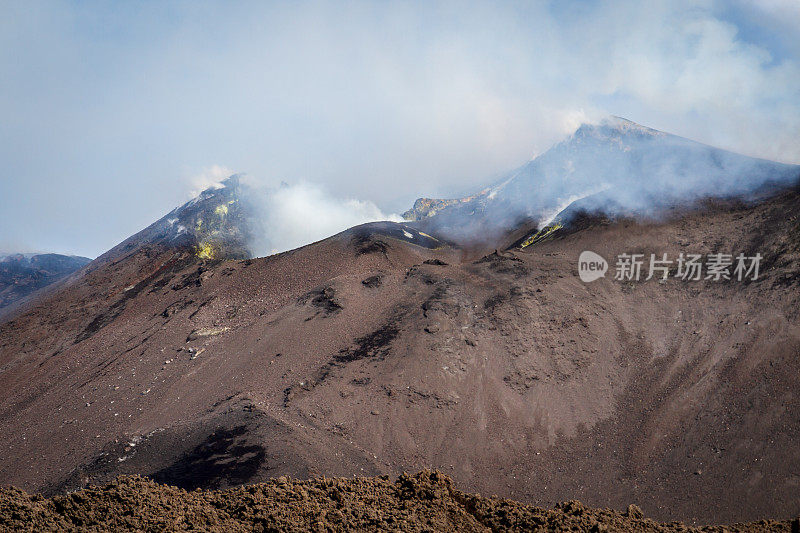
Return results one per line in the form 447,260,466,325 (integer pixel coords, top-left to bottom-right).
1,0,798,257
242,178,401,256
187,165,235,198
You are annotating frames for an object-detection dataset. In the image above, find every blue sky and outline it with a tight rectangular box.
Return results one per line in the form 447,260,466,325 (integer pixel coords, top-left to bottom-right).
1,0,798,257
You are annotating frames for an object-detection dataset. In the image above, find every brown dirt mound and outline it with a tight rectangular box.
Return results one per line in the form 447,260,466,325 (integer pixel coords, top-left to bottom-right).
0,471,794,532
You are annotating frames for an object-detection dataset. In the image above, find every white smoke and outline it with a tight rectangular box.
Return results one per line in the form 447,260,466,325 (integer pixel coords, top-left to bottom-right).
211,177,400,257
256,182,401,256
187,165,236,198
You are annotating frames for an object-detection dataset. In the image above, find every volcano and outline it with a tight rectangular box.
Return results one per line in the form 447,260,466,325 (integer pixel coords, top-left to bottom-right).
1,119,799,525
404,116,800,248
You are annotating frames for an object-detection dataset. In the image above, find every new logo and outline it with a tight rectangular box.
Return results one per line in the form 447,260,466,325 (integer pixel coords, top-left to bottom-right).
578,251,608,282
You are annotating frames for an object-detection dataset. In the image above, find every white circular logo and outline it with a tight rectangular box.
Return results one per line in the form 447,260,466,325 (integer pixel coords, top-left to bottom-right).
578,251,608,282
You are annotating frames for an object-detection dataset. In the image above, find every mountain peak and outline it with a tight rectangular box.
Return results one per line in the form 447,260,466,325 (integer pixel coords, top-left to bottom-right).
404,117,800,246
93,174,254,266
573,116,665,141
165,175,253,260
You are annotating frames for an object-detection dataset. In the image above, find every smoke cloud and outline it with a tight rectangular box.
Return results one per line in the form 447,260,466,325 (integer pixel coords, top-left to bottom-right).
239,179,401,256
187,166,236,199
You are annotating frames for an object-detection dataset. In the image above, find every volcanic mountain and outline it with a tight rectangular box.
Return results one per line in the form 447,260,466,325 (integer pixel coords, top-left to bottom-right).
404,116,800,247
1,119,799,525
0,253,91,318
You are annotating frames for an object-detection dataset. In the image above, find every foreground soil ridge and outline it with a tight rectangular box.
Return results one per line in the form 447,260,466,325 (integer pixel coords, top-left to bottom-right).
1,470,796,532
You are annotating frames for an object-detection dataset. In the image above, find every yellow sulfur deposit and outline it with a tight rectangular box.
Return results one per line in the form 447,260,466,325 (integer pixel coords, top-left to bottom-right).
520,222,564,248
214,204,228,217
196,242,215,259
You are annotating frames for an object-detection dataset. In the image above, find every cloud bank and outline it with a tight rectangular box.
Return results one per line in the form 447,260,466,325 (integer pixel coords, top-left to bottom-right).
0,0,798,257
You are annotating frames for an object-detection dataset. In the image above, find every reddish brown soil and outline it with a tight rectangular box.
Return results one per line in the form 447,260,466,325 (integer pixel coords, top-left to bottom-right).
1,470,795,532
1,190,800,525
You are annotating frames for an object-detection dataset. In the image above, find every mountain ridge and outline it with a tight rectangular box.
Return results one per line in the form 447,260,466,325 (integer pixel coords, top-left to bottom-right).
0,253,92,317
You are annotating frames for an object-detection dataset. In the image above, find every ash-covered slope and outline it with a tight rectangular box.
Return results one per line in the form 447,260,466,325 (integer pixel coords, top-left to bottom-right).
405,117,800,246
1,179,267,355
0,253,91,315
0,176,258,326
1,181,799,525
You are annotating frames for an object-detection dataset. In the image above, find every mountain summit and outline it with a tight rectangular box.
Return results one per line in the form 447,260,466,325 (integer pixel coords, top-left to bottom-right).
93,175,254,270
404,117,800,245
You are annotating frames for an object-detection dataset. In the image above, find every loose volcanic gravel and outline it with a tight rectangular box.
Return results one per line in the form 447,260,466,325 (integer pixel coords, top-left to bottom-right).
1,471,796,532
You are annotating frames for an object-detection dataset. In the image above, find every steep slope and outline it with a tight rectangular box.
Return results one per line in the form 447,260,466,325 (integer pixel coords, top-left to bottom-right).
1,181,799,525
0,253,91,316
405,117,800,246
0,175,258,327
